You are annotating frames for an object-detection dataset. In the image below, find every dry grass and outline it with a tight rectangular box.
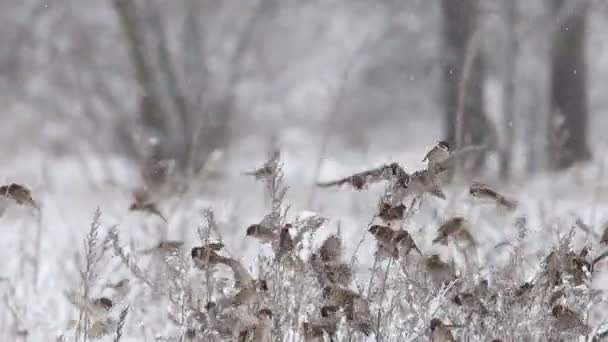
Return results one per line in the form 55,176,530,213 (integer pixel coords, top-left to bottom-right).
1,151,607,342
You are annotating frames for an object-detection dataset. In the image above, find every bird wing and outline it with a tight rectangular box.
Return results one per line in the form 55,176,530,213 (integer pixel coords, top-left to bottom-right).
316,164,393,190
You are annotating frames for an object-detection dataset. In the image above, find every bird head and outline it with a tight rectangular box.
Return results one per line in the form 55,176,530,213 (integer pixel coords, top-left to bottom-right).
429,318,442,331
246,225,258,236
438,141,450,151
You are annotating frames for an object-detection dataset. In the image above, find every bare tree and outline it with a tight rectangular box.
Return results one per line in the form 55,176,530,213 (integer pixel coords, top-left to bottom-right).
500,0,518,181
547,0,591,170
440,0,492,175
112,0,270,183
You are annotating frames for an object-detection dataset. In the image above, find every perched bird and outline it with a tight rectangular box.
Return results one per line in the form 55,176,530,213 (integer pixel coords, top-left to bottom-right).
469,183,517,211
140,240,184,255
377,201,406,225
369,225,421,259
408,169,446,199
302,306,339,342
224,279,268,307
191,243,230,268
317,163,409,190
551,304,590,335
429,318,456,342
322,286,370,322
452,292,488,315
392,229,422,256
600,223,608,245
425,254,456,286
423,141,451,171
0,183,38,209
250,308,273,342
206,302,258,340
433,217,475,246
319,235,342,263
246,224,279,246
244,150,280,180
128,189,167,222
309,253,352,287
276,224,295,259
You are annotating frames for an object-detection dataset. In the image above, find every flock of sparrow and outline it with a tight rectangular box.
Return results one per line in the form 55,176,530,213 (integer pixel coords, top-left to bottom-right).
3,141,608,341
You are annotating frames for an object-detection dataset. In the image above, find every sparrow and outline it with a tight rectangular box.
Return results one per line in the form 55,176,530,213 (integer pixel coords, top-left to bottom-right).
425,254,456,286
309,253,352,287
276,224,294,259
128,189,166,222
322,286,370,322
408,169,446,199
377,201,406,225
469,183,517,211
206,302,258,340
316,163,409,190
551,304,590,335
244,150,280,180
225,279,268,307
600,223,608,244
423,141,451,171
87,297,113,321
319,235,342,263
191,243,230,268
368,225,421,259
88,317,116,339
0,183,39,209
246,224,279,246
140,240,184,255
429,318,456,342
433,217,475,246
250,308,273,342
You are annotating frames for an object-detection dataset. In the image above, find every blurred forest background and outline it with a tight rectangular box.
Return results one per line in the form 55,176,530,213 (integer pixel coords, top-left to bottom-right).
1,0,608,197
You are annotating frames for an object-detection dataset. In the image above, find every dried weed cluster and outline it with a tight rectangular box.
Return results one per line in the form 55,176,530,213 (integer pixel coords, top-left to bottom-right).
2,144,608,341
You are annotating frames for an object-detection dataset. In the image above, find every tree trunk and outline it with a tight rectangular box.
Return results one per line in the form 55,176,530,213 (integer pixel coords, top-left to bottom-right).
440,0,490,175
500,0,518,181
547,0,591,170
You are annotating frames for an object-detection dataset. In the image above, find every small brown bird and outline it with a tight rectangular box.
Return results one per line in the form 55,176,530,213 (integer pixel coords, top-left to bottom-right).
408,169,446,199
433,217,475,246
251,308,273,342
226,279,268,307
377,201,406,225
319,235,342,263
429,318,456,342
423,141,451,171
369,225,421,259
0,183,39,209
140,240,184,255
302,306,339,342
128,189,167,222
244,151,280,180
322,286,370,322
469,183,517,211
551,304,590,335
191,243,230,268
317,163,409,190
600,223,608,245
246,224,279,246
87,297,113,321
425,254,456,286
277,224,295,259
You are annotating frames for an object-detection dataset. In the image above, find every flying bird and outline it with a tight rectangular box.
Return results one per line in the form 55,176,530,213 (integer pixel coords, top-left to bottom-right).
317,163,409,190
469,183,517,211
246,224,279,246
128,189,167,222
408,169,446,199
429,318,456,342
244,150,281,180
369,225,421,259
433,217,475,246
423,141,451,171
0,183,39,209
